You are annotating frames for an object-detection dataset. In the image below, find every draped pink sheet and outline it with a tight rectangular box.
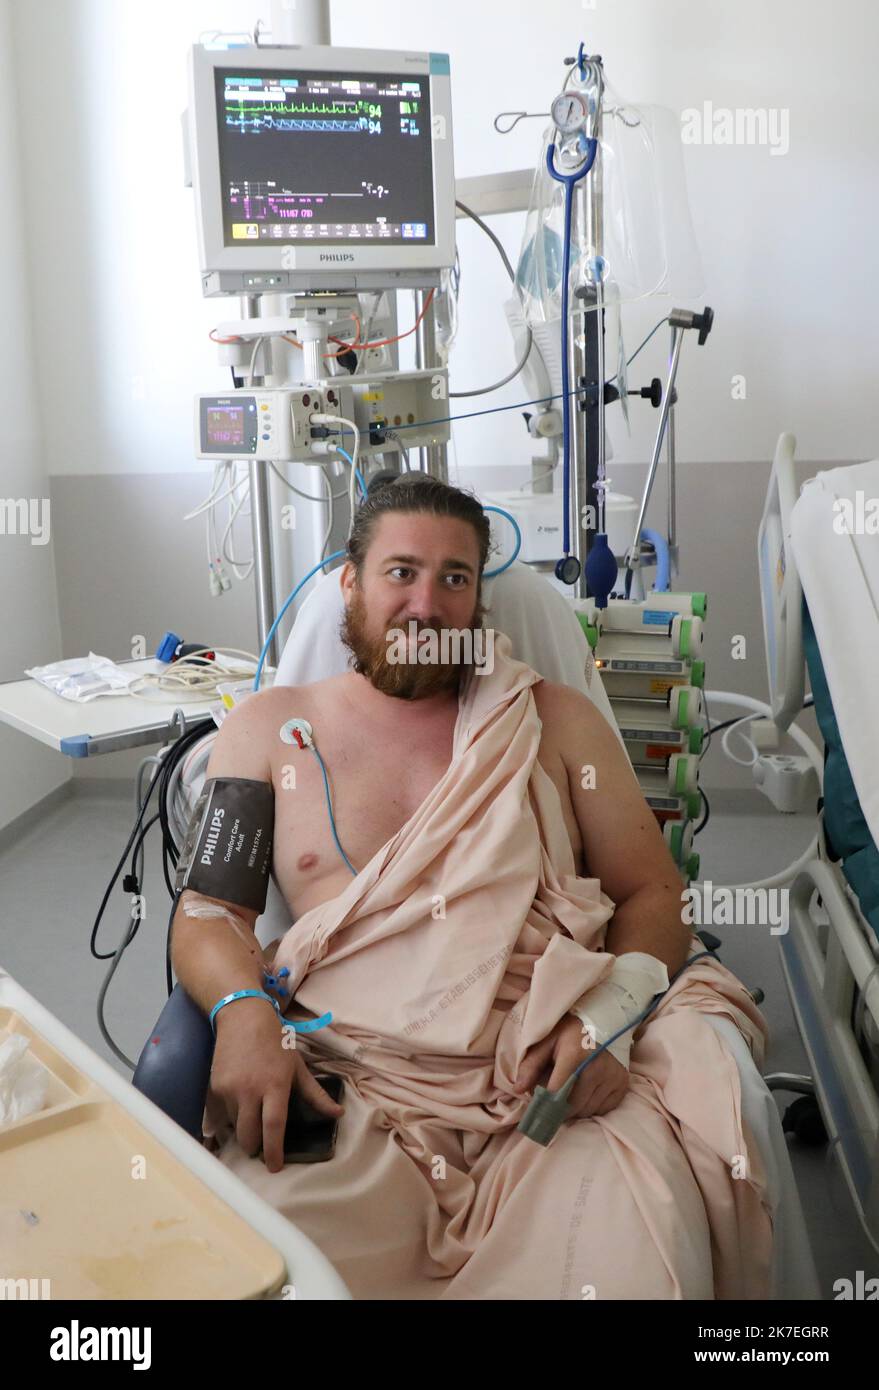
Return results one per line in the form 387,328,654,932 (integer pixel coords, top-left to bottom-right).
209,633,775,1300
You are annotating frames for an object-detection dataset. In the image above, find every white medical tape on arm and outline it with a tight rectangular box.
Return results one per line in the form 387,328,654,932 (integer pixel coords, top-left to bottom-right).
179,891,256,952
569,951,670,1069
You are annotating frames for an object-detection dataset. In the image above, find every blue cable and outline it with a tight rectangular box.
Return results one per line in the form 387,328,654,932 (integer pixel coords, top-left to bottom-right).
251,428,368,690
558,158,573,556
334,445,368,502
314,388,576,439
253,548,347,691
285,311,667,449
545,138,598,558
309,742,358,876
482,504,522,578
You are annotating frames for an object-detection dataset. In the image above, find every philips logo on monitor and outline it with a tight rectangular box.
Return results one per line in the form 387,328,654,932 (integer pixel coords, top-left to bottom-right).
318,252,356,263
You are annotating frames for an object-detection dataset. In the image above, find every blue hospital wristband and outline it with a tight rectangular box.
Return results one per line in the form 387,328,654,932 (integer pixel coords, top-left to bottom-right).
209,988,282,1034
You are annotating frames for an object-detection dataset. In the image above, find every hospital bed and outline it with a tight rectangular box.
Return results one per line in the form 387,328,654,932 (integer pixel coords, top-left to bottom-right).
758,434,879,1257
133,556,821,1299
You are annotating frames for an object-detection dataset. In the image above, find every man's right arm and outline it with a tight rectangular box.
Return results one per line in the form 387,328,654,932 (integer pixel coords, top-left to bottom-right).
170,694,342,1171
170,694,275,1022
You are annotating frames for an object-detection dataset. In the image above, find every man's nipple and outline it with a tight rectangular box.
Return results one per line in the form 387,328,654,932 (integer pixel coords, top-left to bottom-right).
297,852,319,872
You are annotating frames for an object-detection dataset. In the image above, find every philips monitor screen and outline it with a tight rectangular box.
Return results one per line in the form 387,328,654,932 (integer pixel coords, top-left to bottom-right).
216,67,435,247
188,45,455,294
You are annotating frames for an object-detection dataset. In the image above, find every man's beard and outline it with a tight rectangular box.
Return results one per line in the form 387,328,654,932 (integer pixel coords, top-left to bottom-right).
340,583,486,701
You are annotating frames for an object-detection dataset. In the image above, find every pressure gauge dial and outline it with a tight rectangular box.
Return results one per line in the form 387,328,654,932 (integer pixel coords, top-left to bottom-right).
551,89,590,134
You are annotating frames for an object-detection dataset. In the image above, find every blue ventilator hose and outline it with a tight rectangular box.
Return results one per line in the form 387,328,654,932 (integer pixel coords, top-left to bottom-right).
637,527,671,592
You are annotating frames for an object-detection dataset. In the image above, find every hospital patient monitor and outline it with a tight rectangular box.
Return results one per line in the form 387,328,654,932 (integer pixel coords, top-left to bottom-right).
186,43,457,296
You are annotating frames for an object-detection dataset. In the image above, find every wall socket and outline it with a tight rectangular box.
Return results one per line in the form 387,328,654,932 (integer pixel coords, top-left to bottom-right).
750,717,781,751
753,754,817,813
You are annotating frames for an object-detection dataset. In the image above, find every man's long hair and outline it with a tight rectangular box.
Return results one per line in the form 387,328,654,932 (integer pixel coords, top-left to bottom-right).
345,474,494,594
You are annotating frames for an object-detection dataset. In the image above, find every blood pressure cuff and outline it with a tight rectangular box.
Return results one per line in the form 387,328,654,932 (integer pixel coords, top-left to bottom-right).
174,777,274,913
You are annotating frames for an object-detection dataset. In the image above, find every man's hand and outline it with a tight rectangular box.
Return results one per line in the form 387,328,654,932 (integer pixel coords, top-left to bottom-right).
512,1015,630,1119
210,999,344,1172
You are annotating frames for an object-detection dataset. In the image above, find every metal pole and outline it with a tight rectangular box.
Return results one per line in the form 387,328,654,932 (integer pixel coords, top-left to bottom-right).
570,280,589,596
627,329,684,571
595,273,606,530
270,0,330,44
240,297,279,668
297,319,325,383
413,288,448,481
249,460,279,668
572,75,604,598
666,325,678,582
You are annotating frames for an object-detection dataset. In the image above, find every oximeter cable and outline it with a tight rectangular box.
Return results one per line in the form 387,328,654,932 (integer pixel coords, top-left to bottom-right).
517,948,722,1145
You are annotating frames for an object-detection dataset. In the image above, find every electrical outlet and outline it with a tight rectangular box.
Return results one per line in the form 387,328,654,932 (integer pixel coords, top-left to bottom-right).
753,754,817,812
750,717,781,751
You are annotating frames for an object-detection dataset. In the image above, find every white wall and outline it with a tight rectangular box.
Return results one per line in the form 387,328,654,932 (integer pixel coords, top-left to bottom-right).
11,0,879,486
11,0,250,483
2,0,876,816
0,0,67,832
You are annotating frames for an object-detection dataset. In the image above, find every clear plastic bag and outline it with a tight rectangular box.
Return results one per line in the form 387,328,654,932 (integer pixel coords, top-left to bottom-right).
515,77,703,329
25,652,136,702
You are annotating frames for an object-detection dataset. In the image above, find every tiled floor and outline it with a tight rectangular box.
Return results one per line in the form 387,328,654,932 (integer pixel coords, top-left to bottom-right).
1,784,877,1298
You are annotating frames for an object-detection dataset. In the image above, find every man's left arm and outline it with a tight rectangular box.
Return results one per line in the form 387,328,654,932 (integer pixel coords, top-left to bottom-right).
552,682,691,976
513,684,692,1110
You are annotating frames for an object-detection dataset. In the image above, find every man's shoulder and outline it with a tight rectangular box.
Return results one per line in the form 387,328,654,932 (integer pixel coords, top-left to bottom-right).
532,679,617,767
251,672,345,710
219,676,342,738
532,678,593,718
208,676,347,782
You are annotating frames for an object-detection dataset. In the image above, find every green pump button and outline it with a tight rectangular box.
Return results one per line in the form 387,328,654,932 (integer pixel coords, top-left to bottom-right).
576,612,599,649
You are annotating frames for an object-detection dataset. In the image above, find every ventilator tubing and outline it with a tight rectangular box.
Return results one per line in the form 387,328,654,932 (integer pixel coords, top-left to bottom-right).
569,951,670,1068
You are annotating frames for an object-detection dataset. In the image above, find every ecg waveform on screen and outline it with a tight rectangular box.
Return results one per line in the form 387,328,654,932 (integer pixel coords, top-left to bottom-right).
225,98,384,136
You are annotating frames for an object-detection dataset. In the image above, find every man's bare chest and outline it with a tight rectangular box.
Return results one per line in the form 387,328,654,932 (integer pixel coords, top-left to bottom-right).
267,685,584,921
